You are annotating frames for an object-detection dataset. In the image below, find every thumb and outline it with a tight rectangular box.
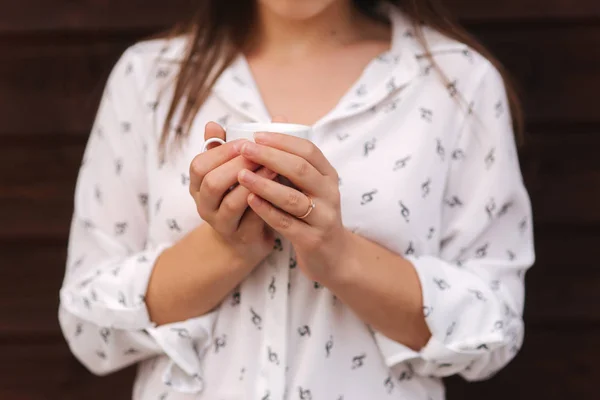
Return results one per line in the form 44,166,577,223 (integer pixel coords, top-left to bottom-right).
271,115,288,123
204,121,227,150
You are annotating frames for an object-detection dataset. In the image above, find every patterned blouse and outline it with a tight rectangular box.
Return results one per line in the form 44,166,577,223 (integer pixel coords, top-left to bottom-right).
58,7,535,400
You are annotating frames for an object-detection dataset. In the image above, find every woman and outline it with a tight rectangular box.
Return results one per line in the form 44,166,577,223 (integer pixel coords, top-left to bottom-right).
59,0,535,399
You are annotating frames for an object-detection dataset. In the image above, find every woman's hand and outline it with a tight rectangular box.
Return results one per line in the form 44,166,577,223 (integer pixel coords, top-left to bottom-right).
236,131,351,283
189,122,277,267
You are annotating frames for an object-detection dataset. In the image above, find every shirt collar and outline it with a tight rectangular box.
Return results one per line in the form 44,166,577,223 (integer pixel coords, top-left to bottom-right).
212,6,422,127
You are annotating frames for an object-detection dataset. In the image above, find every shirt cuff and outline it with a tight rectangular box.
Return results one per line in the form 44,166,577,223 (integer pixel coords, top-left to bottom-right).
146,312,218,393
374,255,506,375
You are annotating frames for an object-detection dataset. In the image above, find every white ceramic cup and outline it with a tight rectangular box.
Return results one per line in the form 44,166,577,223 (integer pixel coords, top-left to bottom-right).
201,122,311,152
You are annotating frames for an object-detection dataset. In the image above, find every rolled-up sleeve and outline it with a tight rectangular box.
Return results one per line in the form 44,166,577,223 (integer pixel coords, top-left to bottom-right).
58,46,215,394
376,62,535,381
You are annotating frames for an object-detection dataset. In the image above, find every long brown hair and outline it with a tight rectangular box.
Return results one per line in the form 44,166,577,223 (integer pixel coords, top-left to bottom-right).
161,0,523,151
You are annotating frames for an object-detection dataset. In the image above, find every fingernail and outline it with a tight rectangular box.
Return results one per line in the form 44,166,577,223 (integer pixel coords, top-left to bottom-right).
248,193,262,206
239,169,254,184
241,142,257,155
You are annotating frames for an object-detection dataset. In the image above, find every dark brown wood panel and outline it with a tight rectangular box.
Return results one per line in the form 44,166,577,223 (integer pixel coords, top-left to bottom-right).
0,339,134,400
0,0,598,34
450,0,600,20
0,26,599,138
0,0,189,33
0,38,134,137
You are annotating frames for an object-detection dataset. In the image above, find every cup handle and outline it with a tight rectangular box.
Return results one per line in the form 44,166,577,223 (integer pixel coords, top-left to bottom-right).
201,137,226,153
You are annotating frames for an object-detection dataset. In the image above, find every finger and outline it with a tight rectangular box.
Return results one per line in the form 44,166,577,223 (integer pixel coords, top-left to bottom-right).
204,121,226,150
239,142,326,197
238,168,316,223
253,131,337,177
198,155,260,213
247,192,311,242
190,140,248,194
219,167,278,232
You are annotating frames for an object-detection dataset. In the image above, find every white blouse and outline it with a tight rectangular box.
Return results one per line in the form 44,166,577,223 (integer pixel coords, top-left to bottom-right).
59,8,535,400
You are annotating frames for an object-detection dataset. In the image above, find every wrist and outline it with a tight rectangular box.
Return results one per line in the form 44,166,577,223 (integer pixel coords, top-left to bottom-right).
319,229,360,287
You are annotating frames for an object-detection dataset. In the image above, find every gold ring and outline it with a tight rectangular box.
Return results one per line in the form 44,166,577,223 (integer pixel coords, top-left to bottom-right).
298,194,316,219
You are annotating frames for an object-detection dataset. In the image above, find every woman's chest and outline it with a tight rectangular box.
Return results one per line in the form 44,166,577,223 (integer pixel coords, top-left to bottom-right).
145,88,459,255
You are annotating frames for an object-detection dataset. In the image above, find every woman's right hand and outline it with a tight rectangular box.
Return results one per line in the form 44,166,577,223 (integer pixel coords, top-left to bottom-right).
189,122,277,267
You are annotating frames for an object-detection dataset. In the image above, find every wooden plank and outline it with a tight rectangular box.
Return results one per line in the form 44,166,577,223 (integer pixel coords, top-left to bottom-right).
0,0,597,33
0,328,597,399
1,228,599,335
0,38,134,137
0,139,83,240
451,0,600,21
445,327,600,399
0,0,189,33
0,339,134,400
474,24,600,125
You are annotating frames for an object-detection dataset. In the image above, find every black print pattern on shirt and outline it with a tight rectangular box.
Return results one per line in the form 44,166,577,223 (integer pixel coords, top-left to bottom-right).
427,227,435,240
215,334,227,353
170,327,191,339
115,159,123,175
298,387,312,400
74,323,83,337
364,138,376,156
476,243,489,258
393,155,411,171
384,375,395,393
118,291,126,306
405,241,414,255
452,149,465,160
232,289,241,306
289,257,297,269
445,196,463,208
420,108,433,122
495,101,505,118
507,250,516,261
250,307,262,330
421,178,431,198
239,368,245,381
356,84,367,96
351,353,366,369
261,391,270,400
447,80,458,97
274,238,283,251
217,114,230,126
337,132,350,141
433,277,451,290
139,193,148,207
267,346,280,365
398,201,410,223
397,362,414,381
436,138,445,161
519,218,528,233
121,122,131,133
469,289,487,302
325,336,334,357
298,325,311,337
314,281,322,289
483,198,497,220
485,148,496,169
158,392,168,400
115,222,127,236
497,202,513,217
124,348,139,355
386,77,397,93
383,98,400,113
361,190,378,205
423,306,433,318
155,198,162,215
167,219,181,232
446,321,457,338
268,277,276,299
100,328,110,343
181,173,190,186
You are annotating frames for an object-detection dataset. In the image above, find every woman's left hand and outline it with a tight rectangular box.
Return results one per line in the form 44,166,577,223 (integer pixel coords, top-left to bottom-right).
236,131,351,283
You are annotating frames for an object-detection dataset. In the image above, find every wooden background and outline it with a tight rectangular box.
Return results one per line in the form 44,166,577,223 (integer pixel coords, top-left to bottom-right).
1,0,599,399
